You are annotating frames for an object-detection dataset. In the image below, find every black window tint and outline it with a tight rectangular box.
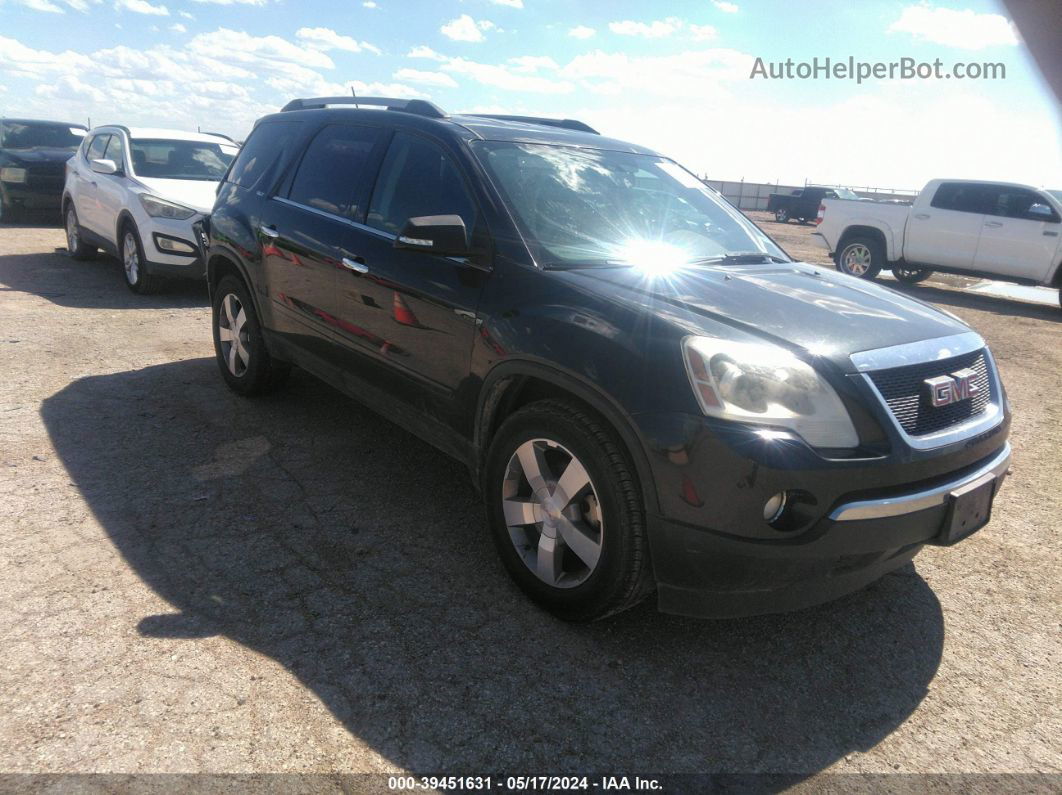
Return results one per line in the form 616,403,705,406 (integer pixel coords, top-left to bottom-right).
930,182,990,214
988,187,1058,221
227,120,300,190
366,133,476,237
103,134,125,169
86,134,110,161
287,124,380,218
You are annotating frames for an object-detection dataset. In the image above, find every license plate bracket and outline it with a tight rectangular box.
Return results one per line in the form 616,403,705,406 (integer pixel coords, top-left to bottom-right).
937,475,995,545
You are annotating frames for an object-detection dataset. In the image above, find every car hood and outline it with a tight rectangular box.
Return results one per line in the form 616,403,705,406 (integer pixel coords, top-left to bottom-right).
1,147,77,164
557,261,971,372
134,177,220,214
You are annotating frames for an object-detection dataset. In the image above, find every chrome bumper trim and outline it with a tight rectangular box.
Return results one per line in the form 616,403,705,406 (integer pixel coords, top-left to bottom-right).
829,443,1012,521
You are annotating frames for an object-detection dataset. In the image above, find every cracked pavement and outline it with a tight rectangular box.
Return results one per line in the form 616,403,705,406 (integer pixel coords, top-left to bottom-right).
0,223,1059,780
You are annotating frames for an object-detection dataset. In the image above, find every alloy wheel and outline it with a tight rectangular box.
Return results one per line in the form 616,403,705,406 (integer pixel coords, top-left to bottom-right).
501,438,603,588
122,232,140,285
841,243,872,276
217,293,250,377
66,209,79,253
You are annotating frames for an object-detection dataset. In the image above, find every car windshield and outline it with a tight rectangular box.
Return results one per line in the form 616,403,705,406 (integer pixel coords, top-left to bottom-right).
471,141,787,267
1048,189,1062,203
130,138,238,181
834,188,859,200
1,122,86,151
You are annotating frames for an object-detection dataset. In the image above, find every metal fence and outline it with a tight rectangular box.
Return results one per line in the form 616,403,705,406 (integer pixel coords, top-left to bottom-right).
702,178,919,211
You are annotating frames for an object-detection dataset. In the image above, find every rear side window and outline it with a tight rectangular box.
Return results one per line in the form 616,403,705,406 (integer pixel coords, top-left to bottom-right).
286,124,380,218
227,120,301,191
366,132,476,236
930,182,991,214
86,134,110,161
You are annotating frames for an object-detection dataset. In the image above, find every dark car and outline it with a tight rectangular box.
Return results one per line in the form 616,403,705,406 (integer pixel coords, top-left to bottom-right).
0,118,88,222
204,96,1011,621
767,185,859,223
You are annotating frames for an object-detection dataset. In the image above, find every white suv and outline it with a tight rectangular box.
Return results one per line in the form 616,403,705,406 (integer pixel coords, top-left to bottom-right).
62,126,238,294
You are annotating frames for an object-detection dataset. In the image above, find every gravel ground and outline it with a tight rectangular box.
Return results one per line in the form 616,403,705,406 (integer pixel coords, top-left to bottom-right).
0,219,1059,785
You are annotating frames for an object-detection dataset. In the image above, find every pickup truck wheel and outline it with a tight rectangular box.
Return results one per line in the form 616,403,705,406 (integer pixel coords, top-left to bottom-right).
774,208,789,223
485,399,654,621
893,267,932,284
836,237,883,279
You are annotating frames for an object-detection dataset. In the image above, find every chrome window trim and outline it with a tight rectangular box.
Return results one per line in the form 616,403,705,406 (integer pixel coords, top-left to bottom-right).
830,443,1011,521
848,331,984,372
851,332,1004,450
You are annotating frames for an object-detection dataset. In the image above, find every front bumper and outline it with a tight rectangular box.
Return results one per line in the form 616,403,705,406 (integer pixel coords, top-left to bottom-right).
140,215,207,280
810,231,831,252
0,182,63,213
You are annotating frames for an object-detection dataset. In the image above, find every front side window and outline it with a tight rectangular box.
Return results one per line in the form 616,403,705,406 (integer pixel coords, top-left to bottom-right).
287,124,380,218
1,122,86,151
987,187,1060,222
130,139,237,181
471,141,786,266
366,133,476,237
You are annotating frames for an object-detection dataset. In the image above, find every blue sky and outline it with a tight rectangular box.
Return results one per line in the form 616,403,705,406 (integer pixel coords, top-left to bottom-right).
1,0,1058,188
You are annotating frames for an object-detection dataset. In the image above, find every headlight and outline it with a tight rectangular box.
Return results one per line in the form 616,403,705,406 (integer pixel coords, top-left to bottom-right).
139,194,196,220
0,167,27,183
682,336,858,448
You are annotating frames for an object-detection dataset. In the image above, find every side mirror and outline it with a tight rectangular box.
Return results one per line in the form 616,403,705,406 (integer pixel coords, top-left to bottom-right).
90,158,119,176
394,215,469,257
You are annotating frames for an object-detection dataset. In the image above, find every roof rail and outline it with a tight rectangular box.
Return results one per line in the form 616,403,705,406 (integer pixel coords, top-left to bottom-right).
280,96,446,119
467,114,599,134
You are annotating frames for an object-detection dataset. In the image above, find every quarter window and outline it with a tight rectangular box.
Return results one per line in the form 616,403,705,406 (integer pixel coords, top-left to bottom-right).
103,134,126,171
287,124,380,218
86,134,110,162
366,133,476,237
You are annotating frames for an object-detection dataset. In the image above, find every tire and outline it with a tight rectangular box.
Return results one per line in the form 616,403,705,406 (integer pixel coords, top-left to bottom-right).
774,207,789,223
836,236,883,279
892,266,932,284
120,222,162,294
1,196,22,224
64,204,97,260
212,275,291,396
484,398,654,621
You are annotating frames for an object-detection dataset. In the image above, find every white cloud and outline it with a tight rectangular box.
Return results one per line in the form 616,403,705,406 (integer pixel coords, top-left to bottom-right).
170,22,186,32
189,28,334,70
568,25,595,39
888,5,1019,50
363,1,377,6
114,0,168,15
490,0,522,6
441,56,572,93
190,0,265,5
713,1,739,12
441,14,493,42
507,55,558,73
689,24,717,41
178,9,193,17
19,0,65,12
18,0,100,10
408,45,446,61
393,68,458,88
609,18,683,38
295,27,381,55
563,48,753,98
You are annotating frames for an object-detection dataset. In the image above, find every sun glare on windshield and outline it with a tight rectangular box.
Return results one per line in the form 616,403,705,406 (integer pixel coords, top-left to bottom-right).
608,239,692,276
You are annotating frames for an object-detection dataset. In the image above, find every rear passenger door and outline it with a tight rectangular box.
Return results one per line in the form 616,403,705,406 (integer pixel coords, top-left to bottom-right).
903,182,987,269
259,123,383,362
330,131,489,422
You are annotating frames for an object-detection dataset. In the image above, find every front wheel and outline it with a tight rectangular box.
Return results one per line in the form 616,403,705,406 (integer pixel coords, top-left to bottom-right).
121,224,161,294
484,399,654,621
774,207,790,223
892,266,932,284
212,275,290,395
836,236,883,279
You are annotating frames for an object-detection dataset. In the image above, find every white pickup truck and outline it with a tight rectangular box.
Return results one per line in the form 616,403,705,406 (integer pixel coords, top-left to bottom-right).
812,179,1062,308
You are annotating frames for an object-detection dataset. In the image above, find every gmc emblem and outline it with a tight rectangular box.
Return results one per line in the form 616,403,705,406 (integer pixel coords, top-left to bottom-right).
924,368,980,407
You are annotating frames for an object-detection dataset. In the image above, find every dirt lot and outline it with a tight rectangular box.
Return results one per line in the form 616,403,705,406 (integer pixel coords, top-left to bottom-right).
0,218,1059,784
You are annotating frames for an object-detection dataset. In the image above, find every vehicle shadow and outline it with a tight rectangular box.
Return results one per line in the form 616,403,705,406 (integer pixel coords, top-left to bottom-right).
888,280,1060,322
41,358,945,775
0,249,207,310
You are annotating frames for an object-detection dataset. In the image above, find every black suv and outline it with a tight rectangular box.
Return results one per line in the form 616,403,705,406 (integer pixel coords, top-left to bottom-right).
205,96,1011,621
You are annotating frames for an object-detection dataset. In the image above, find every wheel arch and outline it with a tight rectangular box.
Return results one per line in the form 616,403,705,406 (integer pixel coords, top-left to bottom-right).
474,359,661,516
837,224,893,263
207,246,265,317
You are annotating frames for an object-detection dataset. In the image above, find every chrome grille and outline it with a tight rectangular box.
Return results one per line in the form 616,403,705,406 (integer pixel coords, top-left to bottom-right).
867,350,992,437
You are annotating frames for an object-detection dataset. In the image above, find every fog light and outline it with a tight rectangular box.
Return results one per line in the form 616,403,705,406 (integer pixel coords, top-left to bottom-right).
763,492,788,523
154,234,196,254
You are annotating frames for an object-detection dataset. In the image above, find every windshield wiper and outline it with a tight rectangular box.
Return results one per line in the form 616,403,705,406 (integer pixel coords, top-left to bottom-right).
693,252,789,265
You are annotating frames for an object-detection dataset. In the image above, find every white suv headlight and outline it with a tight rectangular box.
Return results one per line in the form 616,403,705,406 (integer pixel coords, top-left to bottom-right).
682,336,858,448
139,194,196,220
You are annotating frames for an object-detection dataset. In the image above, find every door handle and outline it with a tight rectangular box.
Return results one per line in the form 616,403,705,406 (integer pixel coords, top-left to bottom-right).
259,224,279,238
342,256,369,274
1045,230,1059,237
913,213,930,220
984,221,1003,228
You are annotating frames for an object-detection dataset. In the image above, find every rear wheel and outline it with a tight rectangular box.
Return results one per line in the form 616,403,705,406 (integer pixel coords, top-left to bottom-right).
836,236,883,279
212,275,290,395
484,399,653,621
774,207,790,223
65,205,97,260
892,266,932,284
121,223,161,294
